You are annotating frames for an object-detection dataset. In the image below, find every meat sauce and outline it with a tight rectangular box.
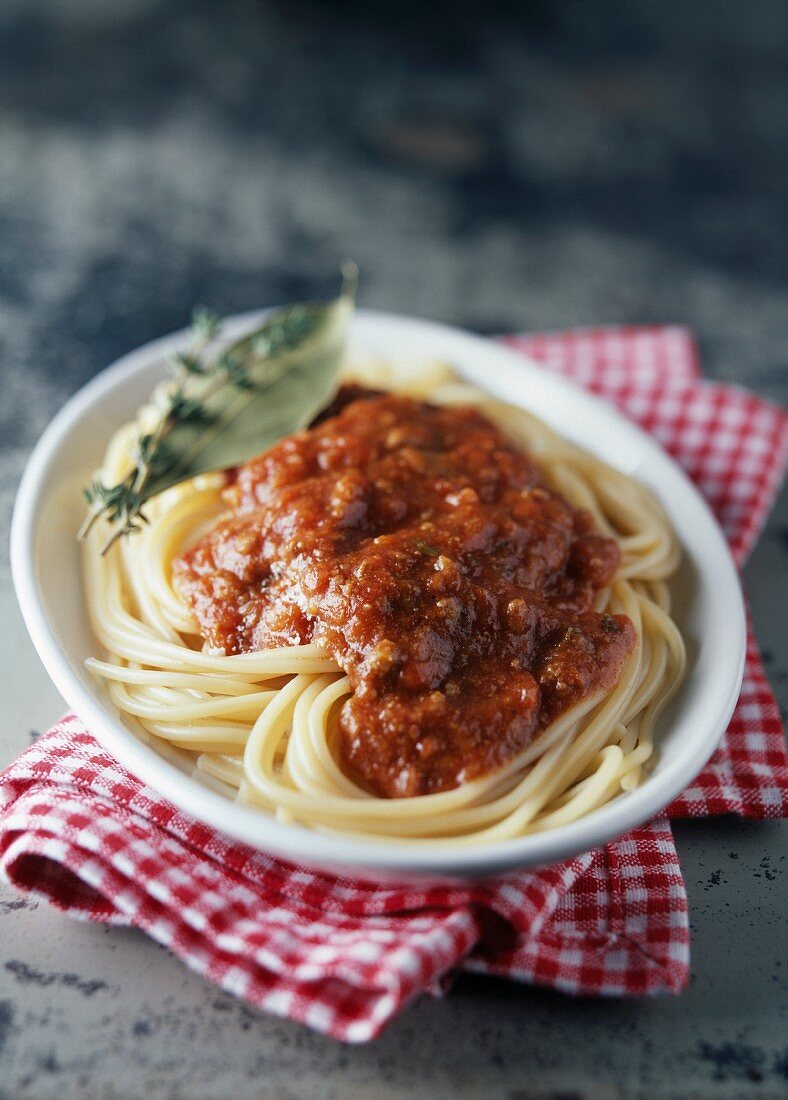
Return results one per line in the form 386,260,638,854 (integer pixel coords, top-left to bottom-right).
173,388,636,798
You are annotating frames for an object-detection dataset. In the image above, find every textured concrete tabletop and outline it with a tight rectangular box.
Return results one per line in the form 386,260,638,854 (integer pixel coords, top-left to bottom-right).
1,2,786,1097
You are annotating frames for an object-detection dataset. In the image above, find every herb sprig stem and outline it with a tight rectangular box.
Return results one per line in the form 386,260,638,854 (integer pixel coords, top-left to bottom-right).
80,268,356,554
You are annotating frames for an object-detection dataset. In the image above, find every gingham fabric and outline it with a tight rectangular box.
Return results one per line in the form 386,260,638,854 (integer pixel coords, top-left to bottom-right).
1,326,786,1043
0,718,689,1042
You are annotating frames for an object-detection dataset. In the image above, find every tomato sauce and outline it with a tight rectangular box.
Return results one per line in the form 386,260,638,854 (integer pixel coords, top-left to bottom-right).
174,389,635,797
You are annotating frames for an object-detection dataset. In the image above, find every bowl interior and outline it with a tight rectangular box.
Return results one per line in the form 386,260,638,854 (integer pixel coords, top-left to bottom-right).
11,311,745,881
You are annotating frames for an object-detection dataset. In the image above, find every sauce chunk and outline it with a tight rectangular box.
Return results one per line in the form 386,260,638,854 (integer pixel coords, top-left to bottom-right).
174,390,635,797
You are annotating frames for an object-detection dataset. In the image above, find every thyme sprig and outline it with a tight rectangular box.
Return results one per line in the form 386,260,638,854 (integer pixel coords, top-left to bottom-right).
79,267,356,554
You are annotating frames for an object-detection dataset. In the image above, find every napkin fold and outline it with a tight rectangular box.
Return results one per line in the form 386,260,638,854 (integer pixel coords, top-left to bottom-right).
2,325,786,1042
0,717,691,1042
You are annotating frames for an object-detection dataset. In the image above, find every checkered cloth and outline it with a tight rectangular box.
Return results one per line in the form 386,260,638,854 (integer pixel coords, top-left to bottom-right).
2,327,786,1042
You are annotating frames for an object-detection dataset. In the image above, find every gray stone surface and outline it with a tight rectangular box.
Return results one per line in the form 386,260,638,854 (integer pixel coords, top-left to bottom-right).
1,2,786,1097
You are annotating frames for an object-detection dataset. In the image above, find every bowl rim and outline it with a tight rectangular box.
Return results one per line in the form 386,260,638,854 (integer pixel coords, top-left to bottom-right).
10,309,746,880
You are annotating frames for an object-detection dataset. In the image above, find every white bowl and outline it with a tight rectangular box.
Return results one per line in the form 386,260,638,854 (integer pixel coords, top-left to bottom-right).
10,310,746,882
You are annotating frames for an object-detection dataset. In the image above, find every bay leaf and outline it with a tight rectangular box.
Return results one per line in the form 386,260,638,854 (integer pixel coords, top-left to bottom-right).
81,272,355,551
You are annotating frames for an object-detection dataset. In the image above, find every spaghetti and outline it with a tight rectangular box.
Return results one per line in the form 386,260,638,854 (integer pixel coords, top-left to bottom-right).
83,358,685,846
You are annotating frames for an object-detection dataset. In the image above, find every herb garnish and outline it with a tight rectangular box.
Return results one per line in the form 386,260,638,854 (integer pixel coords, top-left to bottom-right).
79,265,357,553
414,539,440,557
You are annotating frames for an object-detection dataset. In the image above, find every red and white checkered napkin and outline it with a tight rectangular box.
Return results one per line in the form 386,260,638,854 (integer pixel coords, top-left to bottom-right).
2,327,787,1042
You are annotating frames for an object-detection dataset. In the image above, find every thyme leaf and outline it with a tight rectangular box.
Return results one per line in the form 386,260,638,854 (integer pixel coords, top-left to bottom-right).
80,265,357,554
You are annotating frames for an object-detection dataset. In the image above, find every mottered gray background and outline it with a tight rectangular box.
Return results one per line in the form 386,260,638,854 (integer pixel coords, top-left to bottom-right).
0,1,786,1097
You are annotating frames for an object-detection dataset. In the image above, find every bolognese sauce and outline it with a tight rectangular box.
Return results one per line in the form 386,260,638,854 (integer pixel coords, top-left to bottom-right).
174,389,635,798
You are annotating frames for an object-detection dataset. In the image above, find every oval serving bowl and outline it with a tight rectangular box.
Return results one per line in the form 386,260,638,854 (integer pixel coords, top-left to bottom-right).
10,310,746,882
